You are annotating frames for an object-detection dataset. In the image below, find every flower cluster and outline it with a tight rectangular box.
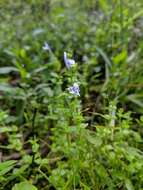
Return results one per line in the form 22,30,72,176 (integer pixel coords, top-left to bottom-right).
64,52,76,69
68,83,80,96
42,42,80,97
43,42,51,51
64,52,80,96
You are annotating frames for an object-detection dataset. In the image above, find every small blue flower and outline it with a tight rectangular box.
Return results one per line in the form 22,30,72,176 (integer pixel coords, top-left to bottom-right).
64,52,76,69
68,83,80,96
43,42,51,51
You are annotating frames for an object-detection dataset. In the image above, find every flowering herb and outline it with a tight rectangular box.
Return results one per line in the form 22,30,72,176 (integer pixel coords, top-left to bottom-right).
68,83,80,96
64,52,76,69
43,42,51,51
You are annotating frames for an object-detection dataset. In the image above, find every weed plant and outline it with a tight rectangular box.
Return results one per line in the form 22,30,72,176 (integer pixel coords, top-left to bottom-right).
0,0,143,189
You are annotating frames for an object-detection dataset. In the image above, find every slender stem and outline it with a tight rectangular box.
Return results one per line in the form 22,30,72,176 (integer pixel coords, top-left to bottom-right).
38,167,49,181
32,108,37,140
30,108,37,174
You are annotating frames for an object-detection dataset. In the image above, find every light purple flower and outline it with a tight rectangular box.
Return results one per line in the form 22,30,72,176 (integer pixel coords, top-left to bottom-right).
68,83,80,96
43,42,51,51
64,52,76,69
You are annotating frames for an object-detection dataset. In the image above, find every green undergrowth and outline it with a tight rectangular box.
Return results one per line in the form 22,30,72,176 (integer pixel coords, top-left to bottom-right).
0,0,143,189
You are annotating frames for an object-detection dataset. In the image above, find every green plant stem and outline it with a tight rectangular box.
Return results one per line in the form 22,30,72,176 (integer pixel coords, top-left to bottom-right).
32,108,37,140
38,167,49,181
30,108,37,174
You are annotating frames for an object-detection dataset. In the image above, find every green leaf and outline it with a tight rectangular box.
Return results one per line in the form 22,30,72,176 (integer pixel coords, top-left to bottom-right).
113,50,127,64
99,0,108,13
125,179,134,190
0,67,19,74
0,160,17,176
124,10,143,28
86,134,102,147
12,181,37,190
14,61,27,79
95,45,112,68
127,94,143,108
0,84,15,93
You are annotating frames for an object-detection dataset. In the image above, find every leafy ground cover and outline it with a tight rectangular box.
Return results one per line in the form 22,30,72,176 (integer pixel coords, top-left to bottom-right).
0,0,143,189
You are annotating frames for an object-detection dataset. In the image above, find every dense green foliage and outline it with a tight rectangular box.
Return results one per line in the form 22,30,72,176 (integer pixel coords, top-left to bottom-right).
0,0,143,189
